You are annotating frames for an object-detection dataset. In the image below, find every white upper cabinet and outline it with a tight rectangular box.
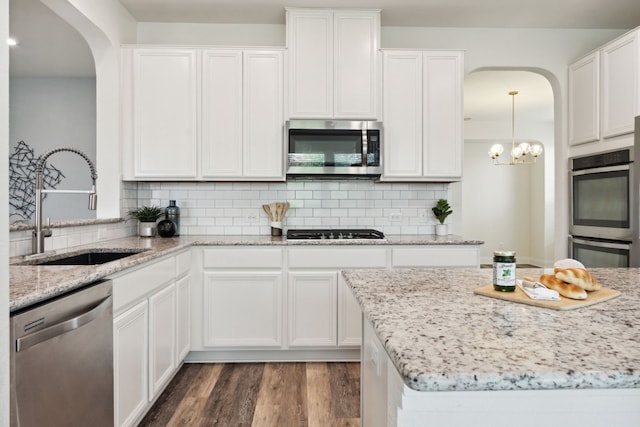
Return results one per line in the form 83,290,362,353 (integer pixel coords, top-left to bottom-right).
201,49,284,179
422,52,464,178
122,46,284,181
602,30,640,139
201,50,244,177
286,8,380,120
569,51,600,145
129,49,198,179
382,51,423,177
286,9,333,118
382,50,464,181
243,50,285,178
569,28,640,152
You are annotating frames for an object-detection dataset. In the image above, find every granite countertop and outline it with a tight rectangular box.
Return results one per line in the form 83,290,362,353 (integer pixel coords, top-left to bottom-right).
342,267,640,393
9,234,483,312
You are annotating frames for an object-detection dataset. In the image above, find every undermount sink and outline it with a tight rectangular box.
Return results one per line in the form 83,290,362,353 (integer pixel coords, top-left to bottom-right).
16,249,148,266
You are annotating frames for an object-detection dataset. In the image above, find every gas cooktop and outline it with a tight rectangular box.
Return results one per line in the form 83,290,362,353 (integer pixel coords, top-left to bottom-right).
286,228,385,240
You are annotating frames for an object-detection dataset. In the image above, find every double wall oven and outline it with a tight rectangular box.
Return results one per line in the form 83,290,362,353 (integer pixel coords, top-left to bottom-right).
569,145,638,267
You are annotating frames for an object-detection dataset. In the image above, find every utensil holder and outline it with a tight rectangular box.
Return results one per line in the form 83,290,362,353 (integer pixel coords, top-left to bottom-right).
271,221,282,236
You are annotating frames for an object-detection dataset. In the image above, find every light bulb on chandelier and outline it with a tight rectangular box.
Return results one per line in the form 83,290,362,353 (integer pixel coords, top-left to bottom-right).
488,91,543,165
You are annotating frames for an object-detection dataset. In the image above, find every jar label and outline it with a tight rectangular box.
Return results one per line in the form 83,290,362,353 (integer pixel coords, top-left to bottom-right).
493,262,516,287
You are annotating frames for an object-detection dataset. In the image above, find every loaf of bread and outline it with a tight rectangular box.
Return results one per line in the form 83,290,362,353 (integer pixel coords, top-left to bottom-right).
538,274,588,300
553,258,585,270
554,267,602,292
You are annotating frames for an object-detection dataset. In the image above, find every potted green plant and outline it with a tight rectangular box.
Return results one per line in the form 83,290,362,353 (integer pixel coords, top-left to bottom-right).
128,205,164,237
431,199,452,236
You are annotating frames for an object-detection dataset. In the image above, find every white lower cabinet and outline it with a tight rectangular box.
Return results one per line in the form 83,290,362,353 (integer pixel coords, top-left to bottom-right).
112,250,191,427
287,246,388,349
113,300,148,427
189,244,479,361
175,250,192,362
148,283,176,398
288,272,337,347
203,272,283,347
176,274,191,362
338,274,362,346
362,318,389,427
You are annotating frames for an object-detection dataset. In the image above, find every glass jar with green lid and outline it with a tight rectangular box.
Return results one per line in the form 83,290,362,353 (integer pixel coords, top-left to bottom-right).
493,250,516,292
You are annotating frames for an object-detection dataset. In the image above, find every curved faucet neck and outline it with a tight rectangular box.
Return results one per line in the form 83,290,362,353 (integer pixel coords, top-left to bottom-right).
33,147,98,254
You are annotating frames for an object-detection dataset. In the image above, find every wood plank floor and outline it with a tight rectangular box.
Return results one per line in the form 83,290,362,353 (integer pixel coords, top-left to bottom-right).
139,362,361,427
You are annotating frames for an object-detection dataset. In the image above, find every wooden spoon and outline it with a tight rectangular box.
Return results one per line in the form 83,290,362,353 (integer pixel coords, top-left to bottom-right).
276,202,284,221
269,203,278,222
262,204,273,221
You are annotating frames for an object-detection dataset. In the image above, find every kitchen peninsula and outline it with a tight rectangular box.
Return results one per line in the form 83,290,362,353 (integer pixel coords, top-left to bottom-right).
343,268,640,427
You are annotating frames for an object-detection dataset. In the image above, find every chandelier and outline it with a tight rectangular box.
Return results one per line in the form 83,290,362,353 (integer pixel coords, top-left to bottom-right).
488,91,543,165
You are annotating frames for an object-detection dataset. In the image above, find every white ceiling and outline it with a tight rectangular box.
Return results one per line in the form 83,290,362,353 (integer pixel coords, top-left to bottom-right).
464,71,554,124
9,0,95,77
119,0,640,29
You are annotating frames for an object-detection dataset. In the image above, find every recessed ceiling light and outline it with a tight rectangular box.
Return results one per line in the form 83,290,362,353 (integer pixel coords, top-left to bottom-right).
7,38,18,46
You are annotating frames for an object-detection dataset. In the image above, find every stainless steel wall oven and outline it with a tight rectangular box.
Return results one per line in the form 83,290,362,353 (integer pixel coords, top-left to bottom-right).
569,145,638,267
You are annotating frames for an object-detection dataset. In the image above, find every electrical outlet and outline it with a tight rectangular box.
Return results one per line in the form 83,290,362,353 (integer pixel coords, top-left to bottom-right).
246,214,258,223
419,209,428,222
390,212,402,222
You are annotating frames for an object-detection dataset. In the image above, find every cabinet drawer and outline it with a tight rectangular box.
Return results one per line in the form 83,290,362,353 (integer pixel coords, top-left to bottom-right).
202,247,283,269
288,247,387,268
176,250,191,277
113,257,175,312
391,246,479,268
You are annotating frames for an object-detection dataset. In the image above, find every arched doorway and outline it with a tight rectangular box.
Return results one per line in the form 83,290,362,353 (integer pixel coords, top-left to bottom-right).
463,70,554,267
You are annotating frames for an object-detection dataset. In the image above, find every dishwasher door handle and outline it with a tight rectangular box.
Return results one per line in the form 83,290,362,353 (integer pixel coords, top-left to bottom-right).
16,296,111,352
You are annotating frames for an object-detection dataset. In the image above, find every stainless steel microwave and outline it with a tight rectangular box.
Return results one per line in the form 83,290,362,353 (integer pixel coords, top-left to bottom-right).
286,120,382,177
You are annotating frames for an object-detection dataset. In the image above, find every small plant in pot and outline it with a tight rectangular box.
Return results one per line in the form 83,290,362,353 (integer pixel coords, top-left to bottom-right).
431,199,452,236
128,206,164,237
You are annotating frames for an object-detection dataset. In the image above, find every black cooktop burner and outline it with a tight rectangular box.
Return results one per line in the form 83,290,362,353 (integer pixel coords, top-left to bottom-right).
286,228,385,240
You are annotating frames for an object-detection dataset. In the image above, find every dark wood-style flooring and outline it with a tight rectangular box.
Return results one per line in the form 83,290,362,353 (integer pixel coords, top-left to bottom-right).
139,362,361,427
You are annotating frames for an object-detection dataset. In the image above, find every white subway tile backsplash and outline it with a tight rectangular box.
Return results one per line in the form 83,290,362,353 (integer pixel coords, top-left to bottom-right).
130,180,452,236
339,200,357,209
321,200,339,209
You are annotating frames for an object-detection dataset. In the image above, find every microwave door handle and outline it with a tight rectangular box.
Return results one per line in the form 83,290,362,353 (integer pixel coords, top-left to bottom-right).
361,129,368,166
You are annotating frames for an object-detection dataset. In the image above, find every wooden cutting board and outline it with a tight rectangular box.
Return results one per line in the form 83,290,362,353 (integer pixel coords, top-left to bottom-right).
474,284,621,310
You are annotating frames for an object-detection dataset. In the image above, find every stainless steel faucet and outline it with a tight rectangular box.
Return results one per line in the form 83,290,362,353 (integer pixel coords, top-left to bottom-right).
33,147,98,254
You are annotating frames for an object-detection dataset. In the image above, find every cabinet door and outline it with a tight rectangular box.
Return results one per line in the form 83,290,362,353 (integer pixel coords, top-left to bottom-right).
422,51,463,179
338,275,361,347
133,49,197,178
602,31,639,138
362,318,388,427
201,50,243,178
333,10,380,119
148,283,176,399
114,300,148,427
286,9,333,118
382,51,423,178
203,272,282,347
176,274,191,362
243,50,284,179
288,272,338,347
569,52,600,145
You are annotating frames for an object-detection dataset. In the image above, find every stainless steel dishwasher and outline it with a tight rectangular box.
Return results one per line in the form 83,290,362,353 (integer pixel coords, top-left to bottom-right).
10,279,114,427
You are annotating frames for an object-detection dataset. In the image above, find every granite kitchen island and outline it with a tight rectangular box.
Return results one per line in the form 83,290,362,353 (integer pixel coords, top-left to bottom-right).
342,268,640,427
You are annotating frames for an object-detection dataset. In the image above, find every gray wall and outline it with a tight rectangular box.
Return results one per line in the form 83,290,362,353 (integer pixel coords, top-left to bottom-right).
9,77,96,221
